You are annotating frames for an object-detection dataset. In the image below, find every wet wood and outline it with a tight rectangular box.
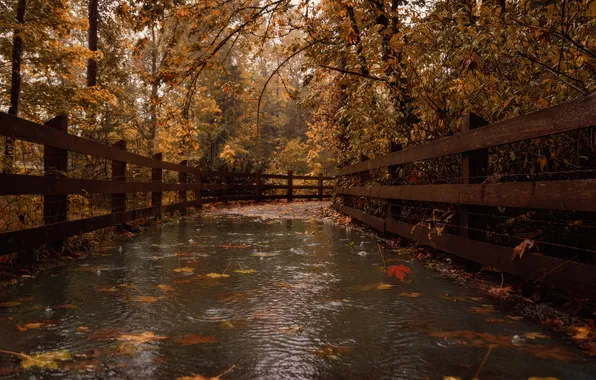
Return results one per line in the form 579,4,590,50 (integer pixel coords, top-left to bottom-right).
43,115,68,225
335,179,596,212
339,93,596,175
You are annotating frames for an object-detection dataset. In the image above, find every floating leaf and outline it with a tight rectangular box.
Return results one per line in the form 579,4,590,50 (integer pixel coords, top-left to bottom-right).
177,365,235,380
400,292,421,298
468,305,496,314
525,332,548,340
220,244,249,249
206,273,230,279
387,264,412,281
173,267,194,273
0,301,21,308
528,378,559,380
569,326,591,340
117,331,167,344
174,335,218,345
251,252,277,257
157,285,175,292
376,283,393,290
132,296,159,303
77,326,89,332
485,318,506,323
233,269,256,274
20,350,72,369
506,315,523,321
219,321,235,329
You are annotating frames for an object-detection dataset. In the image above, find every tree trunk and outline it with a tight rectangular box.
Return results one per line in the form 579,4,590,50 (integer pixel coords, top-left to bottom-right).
149,25,159,155
87,0,98,87
4,0,27,174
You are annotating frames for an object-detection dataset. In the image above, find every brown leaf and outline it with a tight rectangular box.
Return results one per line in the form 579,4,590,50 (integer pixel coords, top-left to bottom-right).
174,335,218,345
513,239,535,259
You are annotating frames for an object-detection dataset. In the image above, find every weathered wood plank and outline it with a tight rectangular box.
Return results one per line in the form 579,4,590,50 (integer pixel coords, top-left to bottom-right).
0,111,195,173
335,179,596,212
0,174,200,195
338,93,596,175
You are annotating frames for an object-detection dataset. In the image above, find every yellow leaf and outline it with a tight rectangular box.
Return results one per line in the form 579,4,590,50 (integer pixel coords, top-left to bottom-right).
173,267,194,273
117,331,167,344
400,292,421,298
132,296,159,303
525,332,548,340
376,283,393,290
206,273,230,278
157,285,175,292
20,350,72,369
233,269,256,274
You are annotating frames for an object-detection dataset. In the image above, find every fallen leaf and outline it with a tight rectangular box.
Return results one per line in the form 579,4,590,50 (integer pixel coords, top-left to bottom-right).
525,332,548,340
485,318,506,323
387,264,413,281
468,305,496,314
488,286,513,296
251,253,278,257
233,269,256,274
376,283,393,290
174,335,218,345
177,365,235,380
173,267,194,273
0,301,21,308
219,321,235,329
206,273,230,279
20,350,72,369
132,296,159,303
569,326,591,340
400,292,421,298
506,315,523,321
77,326,89,332
157,285,175,292
528,377,559,380
220,244,249,249
117,331,167,344
513,239,535,259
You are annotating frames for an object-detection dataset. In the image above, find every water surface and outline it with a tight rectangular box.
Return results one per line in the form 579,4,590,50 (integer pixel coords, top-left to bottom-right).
0,212,595,379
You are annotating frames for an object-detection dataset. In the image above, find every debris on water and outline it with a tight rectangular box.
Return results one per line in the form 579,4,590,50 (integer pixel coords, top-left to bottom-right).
118,246,123,253
512,335,526,346
357,251,368,257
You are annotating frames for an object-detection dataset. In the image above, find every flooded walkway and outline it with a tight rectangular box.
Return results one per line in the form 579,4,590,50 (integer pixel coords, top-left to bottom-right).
1,203,595,379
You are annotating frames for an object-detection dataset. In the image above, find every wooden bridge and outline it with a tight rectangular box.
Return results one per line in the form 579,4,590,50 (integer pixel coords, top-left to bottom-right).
1,93,595,296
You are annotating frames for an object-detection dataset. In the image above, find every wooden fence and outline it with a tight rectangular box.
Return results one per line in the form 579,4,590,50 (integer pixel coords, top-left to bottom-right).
0,112,333,256
334,93,596,295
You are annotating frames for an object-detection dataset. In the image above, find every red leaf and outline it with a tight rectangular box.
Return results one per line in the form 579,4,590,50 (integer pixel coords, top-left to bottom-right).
387,264,412,281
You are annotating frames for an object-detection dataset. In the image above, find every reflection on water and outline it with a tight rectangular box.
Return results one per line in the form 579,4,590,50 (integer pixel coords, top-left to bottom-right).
0,214,595,379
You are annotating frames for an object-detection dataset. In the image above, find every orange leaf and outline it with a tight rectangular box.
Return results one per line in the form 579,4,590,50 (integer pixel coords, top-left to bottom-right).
387,264,413,281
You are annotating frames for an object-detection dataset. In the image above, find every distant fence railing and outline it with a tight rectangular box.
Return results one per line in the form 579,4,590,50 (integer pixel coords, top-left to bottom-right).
334,93,596,295
0,112,334,256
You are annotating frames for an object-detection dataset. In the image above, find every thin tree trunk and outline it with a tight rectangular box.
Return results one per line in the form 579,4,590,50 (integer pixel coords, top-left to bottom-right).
4,0,27,174
149,25,159,155
87,0,98,87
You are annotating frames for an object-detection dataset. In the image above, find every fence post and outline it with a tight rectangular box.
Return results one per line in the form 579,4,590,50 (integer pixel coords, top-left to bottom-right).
195,169,202,210
318,174,324,200
287,170,293,202
111,140,127,214
151,153,162,218
255,173,262,201
178,160,188,215
461,113,489,240
43,115,68,225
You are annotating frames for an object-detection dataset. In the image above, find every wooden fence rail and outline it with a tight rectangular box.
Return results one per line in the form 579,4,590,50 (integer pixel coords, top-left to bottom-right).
0,112,334,256
335,94,596,295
